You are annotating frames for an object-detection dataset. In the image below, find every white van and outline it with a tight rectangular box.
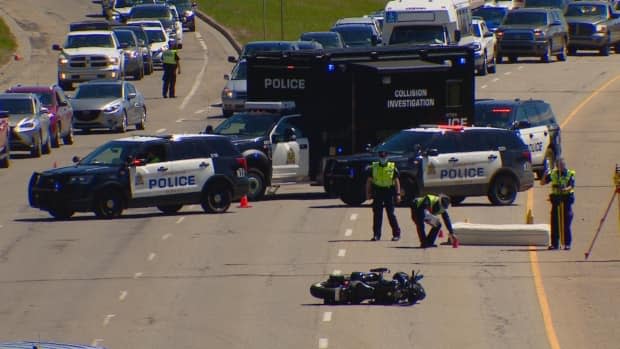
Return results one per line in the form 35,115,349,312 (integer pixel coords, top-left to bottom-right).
383,0,474,45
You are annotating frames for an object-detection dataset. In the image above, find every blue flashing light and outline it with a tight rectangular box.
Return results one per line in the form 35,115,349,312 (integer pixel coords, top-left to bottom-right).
458,57,467,65
327,63,336,73
53,181,62,191
337,146,343,154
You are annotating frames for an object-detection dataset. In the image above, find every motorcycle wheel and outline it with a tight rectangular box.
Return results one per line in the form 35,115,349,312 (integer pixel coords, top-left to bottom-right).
408,283,426,304
310,282,345,304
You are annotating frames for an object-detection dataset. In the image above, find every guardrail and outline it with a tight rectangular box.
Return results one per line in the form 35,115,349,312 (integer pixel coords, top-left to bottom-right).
194,9,242,55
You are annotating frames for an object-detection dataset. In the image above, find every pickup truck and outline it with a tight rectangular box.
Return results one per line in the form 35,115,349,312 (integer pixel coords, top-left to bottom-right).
564,1,620,56
471,17,498,75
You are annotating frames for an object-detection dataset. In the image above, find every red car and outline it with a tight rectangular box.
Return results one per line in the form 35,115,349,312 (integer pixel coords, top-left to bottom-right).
6,84,74,147
0,110,9,168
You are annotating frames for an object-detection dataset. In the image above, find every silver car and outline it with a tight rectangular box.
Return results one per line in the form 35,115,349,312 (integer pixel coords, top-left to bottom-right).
0,93,52,157
221,59,247,117
112,29,145,80
71,80,147,133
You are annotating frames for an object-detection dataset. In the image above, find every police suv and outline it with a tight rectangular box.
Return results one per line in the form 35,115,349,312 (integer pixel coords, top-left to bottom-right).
474,98,561,178
324,125,535,206
28,134,249,219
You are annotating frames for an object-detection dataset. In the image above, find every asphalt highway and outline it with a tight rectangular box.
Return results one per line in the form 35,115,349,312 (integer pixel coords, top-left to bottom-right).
0,1,619,348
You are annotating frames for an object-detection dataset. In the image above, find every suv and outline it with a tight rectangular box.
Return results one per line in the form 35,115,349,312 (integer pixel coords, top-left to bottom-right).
564,1,620,56
112,25,154,75
28,134,250,219
471,17,498,75
5,84,75,147
473,98,561,178
0,93,52,158
221,59,247,117
112,29,145,79
323,126,535,206
168,0,197,32
496,8,569,63
52,30,124,90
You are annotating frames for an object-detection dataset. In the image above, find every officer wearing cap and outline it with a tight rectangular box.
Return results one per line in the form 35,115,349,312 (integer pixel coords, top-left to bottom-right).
366,150,402,241
162,44,181,98
540,157,575,250
411,193,457,248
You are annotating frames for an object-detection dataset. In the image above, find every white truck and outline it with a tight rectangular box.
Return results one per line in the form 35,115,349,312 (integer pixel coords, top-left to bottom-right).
382,0,478,46
52,30,124,91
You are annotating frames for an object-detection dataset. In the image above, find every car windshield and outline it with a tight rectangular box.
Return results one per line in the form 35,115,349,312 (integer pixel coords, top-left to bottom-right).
145,29,166,42
525,0,564,8
375,131,435,154
65,34,115,48
75,84,122,99
332,26,373,46
473,105,514,128
119,27,148,45
79,140,141,166
300,33,343,49
34,93,53,106
473,8,507,27
389,25,446,45
231,61,247,80
503,12,548,25
0,98,34,114
114,0,136,8
130,6,172,20
213,114,280,137
241,43,295,57
565,4,607,17
114,31,136,46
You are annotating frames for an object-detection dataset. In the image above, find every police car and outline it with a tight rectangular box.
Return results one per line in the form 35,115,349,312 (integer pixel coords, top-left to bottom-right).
324,125,535,206
474,98,561,178
28,134,250,219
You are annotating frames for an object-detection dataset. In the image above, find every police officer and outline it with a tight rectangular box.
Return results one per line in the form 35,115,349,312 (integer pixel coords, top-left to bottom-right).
162,45,181,98
366,150,402,241
411,194,457,248
541,158,575,250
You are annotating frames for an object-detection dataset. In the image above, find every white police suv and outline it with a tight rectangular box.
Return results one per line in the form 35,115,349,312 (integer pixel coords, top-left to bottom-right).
28,134,250,219
324,125,535,206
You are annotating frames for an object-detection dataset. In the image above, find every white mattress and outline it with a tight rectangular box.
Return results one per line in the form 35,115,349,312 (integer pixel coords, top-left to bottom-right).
453,222,550,246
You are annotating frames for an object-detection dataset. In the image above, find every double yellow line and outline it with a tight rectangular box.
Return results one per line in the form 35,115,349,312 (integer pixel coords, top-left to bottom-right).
526,74,620,349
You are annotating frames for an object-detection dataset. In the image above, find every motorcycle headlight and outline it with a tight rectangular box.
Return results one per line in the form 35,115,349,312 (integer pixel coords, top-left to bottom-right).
108,56,120,65
103,103,121,113
68,175,94,185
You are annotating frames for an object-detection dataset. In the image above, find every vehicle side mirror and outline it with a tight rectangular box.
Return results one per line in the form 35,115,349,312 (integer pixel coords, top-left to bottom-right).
454,29,462,43
40,107,49,114
426,148,439,157
228,56,238,63
484,31,494,37
204,125,214,134
127,92,137,99
72,156,80,163
52,44,62,51
224,74,230,80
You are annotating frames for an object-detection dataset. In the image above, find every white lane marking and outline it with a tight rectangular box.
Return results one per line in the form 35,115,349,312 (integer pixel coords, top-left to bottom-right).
322,312,332,322
91,339,104,346
332,269,342,275
481,84,488,89
119,290,128,301
199,39,207,51
504,71,512,76
148,253,156,261
179,52,208,110
176,118,184,123
318,338,329,348
350,213,358,221
162,233,172,240
195,32,202,39
156,128,166,133
194,109,205,114
337,249,346,257
518,65,524,70
103,314,116,327
492,78,500,82
176,217,185,224
134,272,143,279
345,228,353,237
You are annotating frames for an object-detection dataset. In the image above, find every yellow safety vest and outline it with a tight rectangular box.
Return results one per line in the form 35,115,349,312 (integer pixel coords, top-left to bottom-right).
550,169,575,195
162,49,177,65
371,162,396,188
415,194,445,214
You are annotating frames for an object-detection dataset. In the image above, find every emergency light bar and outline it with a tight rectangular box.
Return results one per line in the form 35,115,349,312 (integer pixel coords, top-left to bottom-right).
244,101,296,112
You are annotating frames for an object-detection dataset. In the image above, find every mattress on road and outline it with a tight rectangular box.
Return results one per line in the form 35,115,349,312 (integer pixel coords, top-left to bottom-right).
453,222,550,246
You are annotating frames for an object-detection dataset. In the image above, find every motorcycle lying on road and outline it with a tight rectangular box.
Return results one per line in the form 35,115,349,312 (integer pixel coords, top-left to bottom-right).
310,268,426,305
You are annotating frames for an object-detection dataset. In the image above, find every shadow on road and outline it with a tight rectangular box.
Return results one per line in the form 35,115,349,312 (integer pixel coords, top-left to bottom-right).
14,210,229,223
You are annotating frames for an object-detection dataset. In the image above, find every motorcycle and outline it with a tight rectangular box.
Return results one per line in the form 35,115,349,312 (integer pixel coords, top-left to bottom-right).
310,267,426,305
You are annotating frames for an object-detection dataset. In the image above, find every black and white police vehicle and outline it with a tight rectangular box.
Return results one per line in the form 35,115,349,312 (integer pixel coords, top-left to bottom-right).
28,134,250,219
324,125,535,206
473,98,561,178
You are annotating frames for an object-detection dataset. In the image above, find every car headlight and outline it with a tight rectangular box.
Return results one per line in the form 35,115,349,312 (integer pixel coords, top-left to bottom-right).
58,56,69,65
68,175,94,185
108,57,120,65
103,103,121,113
471,42,482,52
596,24,607,33
534,29,545,38
222,87,234,98
18,118,36,130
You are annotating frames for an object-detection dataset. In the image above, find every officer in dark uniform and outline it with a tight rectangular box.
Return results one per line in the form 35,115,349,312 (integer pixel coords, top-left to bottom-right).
541,158,575,250
162,45,181,98
366,150,402,241
411,194,457,248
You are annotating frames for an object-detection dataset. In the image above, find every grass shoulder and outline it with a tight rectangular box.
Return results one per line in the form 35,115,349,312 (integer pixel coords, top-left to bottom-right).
197,0,385,44
0,16,16,66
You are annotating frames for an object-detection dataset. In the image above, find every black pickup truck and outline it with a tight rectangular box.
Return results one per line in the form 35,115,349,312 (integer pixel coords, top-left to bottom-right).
565,1,620,55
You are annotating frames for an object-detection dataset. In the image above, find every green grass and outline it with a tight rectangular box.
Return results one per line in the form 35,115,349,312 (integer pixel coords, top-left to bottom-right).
197,0,385,44
0,17,16,66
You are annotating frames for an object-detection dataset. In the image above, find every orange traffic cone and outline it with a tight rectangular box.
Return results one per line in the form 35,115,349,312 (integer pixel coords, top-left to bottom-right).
53,161,57,168
14,54,22,61
438,229,444,238
452,236,459,248
237,195,252,208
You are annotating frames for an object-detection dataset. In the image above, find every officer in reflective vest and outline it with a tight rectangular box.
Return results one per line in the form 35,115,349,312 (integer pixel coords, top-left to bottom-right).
162,47,181,98
541,157,575,250
366,150,401,241
411,194,456,248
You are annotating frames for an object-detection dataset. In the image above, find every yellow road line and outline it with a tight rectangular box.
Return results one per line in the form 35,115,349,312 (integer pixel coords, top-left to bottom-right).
528,73,620,349
529,247,561,349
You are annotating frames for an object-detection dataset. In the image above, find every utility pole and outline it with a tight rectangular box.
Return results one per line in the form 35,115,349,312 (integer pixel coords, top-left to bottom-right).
263,0,266,39
280,0,284,40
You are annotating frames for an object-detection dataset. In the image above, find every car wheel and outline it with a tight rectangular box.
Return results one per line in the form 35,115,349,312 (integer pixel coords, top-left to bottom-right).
59,81,72,91
94,189,124,218
222,109,233,118
478,52,488,76
201,184,232,213
157,204,183,214
116,112,128,133
487,54,496,74
556,39,567,61
189,24,195,32
310,282,343,304
48,206,74,220
568,46,577,56
134,65,144,80
488,174,518,205
63,126,74,145
600,42,610,56
497,54,503,64
135,107,147,130
42,129,52,154
0,142,9,169
508,56,517,63
51,123,61,148
450,196,466,205
340,186,366,206
31,133,42,158
247,169,266,201
615,42,620,53
541,42,551,63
